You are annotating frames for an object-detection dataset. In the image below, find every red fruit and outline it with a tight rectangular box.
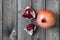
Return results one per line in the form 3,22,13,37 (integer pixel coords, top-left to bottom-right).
22,6,35,19
36,9,56,29
24,23,36,35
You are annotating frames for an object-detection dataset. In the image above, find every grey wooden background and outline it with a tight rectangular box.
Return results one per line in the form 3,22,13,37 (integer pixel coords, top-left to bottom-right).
0,0,59,40
2,0,17,40
0,0,2,40
18,0,59,40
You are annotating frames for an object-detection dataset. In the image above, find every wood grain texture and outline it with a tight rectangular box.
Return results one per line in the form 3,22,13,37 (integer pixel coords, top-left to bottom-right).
0,0,2,40
18,0,32,40
31,0,46,40
2,0,17,40
18,0,46,40
2,0,59,40
18,0,59,40
46,0,59,40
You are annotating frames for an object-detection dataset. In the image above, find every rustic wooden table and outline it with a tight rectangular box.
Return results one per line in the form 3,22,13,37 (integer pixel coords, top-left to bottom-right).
0,0,59,40
18,0,59,40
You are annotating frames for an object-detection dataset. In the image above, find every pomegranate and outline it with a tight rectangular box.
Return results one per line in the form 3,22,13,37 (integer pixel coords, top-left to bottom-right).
24,23,36,35
22,6,36,19
36,9,56,29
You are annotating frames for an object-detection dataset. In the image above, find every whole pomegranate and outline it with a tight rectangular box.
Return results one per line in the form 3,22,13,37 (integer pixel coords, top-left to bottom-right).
36,9,56,29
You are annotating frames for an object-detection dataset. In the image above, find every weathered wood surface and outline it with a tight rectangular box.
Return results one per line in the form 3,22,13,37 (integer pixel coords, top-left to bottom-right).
46,0,59,40
18,0,32,40
2,0,59,40
31,0,46,40
18,0,59,40
0,0,2,40
2,0,17,40
18,0,46,40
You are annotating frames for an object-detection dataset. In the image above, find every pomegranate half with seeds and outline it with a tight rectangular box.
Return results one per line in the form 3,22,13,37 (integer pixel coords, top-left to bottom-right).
24,23,36,35
36,9,56,29
22,6,36,19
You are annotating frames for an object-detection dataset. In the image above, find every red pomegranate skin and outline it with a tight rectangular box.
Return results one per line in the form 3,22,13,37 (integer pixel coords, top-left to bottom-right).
36,9,56,29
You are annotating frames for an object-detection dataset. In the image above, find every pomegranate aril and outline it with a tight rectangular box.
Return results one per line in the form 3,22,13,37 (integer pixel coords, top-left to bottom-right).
27,24,35,30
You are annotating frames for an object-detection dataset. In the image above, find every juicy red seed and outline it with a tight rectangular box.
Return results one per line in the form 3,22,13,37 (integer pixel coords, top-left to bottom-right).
22,13,33,19
22,8,34,19
22,9,33,19
27,24,35,30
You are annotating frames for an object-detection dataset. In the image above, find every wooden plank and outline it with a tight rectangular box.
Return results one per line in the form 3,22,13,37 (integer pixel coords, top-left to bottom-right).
2,0,17,40
46,0,59,40
0,0,2,40
31,0,46,40
18,0,32,40
18,0,46,40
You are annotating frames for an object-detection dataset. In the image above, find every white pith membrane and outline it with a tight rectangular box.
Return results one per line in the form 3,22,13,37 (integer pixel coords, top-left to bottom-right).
25,6,30,9
30,11,35,18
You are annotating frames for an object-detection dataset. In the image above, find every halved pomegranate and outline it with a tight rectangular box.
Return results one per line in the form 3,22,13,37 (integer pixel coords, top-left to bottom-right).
22,6,36,19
